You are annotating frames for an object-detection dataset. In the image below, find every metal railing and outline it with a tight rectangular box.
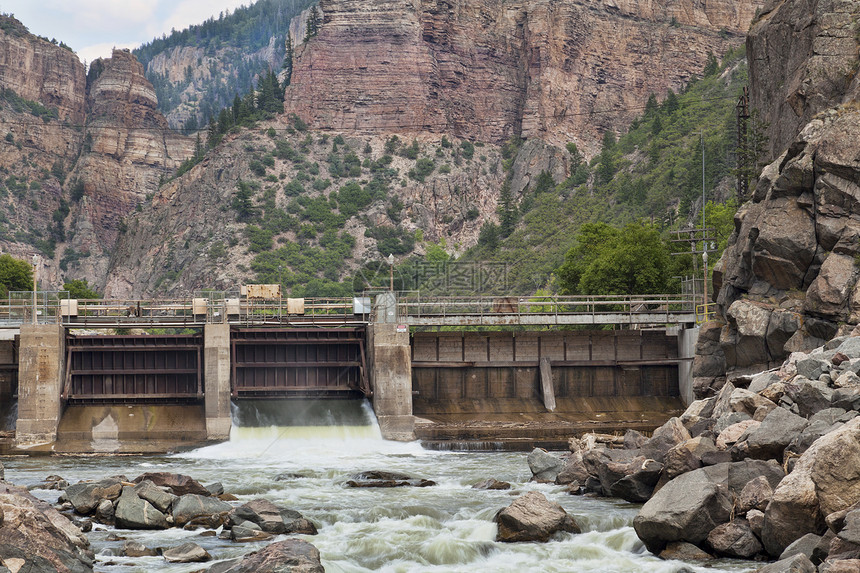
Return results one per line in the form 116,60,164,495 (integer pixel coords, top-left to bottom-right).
397,294,699,326
0,292,700,329
696,303,717,324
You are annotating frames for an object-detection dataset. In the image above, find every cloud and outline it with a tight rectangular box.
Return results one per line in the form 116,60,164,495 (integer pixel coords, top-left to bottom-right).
43,0,157,31
76,42,139,67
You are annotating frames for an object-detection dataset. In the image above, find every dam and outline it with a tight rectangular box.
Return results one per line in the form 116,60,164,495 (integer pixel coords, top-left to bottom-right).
0,292,699,452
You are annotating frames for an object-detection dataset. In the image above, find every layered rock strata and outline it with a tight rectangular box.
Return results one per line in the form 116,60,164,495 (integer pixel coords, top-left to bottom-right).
285,0,761,150
69,49,193,282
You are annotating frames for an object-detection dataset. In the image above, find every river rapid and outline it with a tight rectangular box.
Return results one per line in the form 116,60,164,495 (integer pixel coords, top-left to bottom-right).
4,401,758,573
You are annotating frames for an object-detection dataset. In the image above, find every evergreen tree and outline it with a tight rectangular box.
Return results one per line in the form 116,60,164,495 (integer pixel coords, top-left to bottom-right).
283,30,294,87
498,181,517,237
703,52,719,77
305,5,322,41
662,89,679,113
596,130,618,184
644,93,659,118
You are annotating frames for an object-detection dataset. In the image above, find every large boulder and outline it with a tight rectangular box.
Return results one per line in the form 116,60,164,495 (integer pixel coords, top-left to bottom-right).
707,518,763,558
527,449,564,482
634,460,784,554
601,457,663,503
132,472,210,496
663,437,717,480
633,467,733,553
133,480,177,513
65,478,123,515
754,553,817,573
640,417,691,463
211,539,324,573
494,491,580,542
763,418,860,556
163,542,211,563
172,494,232,528
227,499,317,535
555,452,589,486
114,486,169,529
0,483,93,573
742,406,808,461
344,471,435,488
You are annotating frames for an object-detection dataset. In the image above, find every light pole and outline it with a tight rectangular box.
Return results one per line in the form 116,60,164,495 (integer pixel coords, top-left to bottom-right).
387,253,394,292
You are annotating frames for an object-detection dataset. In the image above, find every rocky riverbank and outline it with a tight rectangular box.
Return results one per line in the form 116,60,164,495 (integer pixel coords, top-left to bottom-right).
0,468,325,572
529,333,860,571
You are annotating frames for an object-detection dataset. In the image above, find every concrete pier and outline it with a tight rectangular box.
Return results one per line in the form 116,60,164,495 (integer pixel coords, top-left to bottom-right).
676,326,699,406
15,324,65,448
368,323,414,441
204,323,232,440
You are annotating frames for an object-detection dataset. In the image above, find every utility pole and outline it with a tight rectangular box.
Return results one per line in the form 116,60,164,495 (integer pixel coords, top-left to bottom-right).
701,131,707,311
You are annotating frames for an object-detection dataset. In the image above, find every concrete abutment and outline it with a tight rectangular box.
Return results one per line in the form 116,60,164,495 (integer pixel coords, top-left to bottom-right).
204,323,232,440
368,323,414,441
15,324,64,448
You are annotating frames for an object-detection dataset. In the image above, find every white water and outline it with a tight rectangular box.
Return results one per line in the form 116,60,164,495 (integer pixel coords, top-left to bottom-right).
5,400,758,573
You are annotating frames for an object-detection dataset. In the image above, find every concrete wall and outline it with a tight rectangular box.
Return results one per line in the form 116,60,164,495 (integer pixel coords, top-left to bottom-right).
369,323,413,440
15,325,64,448
204,324,232,440
676,326,699,406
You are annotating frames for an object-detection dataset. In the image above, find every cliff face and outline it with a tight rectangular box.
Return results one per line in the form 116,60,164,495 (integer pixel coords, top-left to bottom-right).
285,0,760,151
68,50,194,282
748,0,860,160
693,0,860,396
0,19,191,290
0,16,86,124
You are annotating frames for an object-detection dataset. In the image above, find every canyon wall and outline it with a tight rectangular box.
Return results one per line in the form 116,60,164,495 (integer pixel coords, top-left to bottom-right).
285,0,761,151
68,49,194,282
748,0,860,161
693,0,860,396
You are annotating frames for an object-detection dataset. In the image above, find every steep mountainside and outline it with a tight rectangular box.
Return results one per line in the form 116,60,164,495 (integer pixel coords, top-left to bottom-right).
284,0,760,151
693,0,860,395
0,16,191,288
105,126,514,298
133,0,315,130
65,50,194,282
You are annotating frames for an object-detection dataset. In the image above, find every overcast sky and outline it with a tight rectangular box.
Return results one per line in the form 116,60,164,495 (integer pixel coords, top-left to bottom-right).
0,0,249,65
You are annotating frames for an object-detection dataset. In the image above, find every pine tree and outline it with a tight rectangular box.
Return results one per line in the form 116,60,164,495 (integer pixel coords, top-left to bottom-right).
305,6,322,42
283,31,294,88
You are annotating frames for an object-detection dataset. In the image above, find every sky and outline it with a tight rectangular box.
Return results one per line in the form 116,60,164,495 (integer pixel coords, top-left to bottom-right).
0,0,250,65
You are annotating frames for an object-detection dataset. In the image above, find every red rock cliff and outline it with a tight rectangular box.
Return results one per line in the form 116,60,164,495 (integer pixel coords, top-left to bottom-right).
284,0,761,150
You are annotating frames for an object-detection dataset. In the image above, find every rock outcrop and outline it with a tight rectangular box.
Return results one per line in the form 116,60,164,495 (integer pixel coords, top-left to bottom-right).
285,0,760,151
630,333,860,569
69,49,193,283
748,0,860,161
0,16,86,123
0,482,94,572
696,0,860,393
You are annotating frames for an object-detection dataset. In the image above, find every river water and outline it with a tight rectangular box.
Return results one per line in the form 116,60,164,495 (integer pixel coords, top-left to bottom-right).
4,401,757,573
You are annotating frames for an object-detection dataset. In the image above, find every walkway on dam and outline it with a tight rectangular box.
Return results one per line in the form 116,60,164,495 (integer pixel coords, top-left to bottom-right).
0,292,701,329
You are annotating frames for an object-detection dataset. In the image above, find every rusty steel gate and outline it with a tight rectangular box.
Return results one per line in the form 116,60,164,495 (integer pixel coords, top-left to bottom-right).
63,334,203,403
231,328,369,398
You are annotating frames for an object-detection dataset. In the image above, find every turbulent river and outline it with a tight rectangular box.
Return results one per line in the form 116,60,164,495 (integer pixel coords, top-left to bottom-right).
5,401,757,573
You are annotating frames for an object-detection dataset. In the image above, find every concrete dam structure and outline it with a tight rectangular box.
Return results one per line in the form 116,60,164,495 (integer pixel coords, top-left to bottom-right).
0,323,694,453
